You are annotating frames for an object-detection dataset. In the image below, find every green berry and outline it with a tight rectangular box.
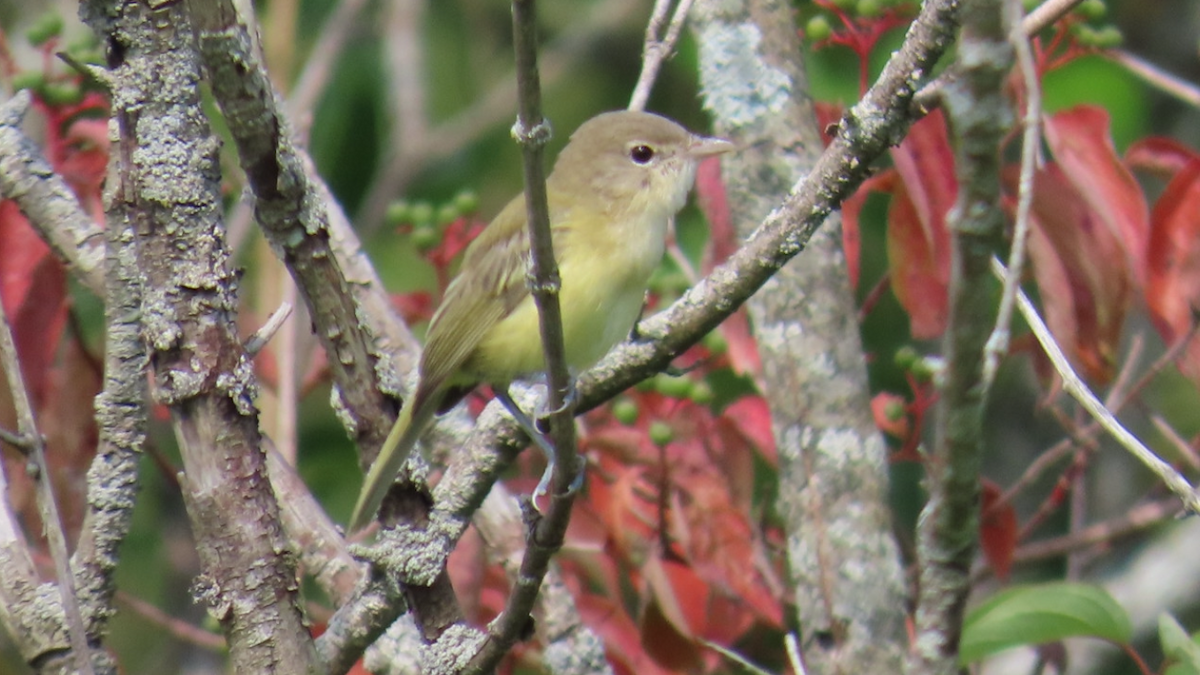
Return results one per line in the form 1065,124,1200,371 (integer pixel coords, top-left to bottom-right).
856,0,882,18
11,72,45,93
453,189,479,214
26,12,64,47
882,398,906,423
1075,0,1106,20
701,330,727,356
1072,24,1098,46
612,398,639,425
436,203,459,226
654,374,693,399
409,201,434,226
385,200,411,226
648,421,674,446
411,224,441,251
804,15,833,42
1093,25,1123,48
41,82,82,106
689,381,714,405
894,346,920,371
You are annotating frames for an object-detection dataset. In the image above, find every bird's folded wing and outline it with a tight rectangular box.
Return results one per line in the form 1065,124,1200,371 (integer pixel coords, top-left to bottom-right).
418,195,533,392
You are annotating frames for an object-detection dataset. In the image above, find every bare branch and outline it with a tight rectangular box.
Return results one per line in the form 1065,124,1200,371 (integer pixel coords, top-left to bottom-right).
81,0,318,668
244,301,294,356
0,91,105,295
691,0,907,669
983,0,1042,388
908,0,1012,670
0,252,96,675
996,259,1200,513
628,0,697,112
466,0,582,669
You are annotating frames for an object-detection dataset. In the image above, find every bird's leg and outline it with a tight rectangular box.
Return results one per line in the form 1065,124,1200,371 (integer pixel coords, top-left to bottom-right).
627,292,650,342
493,386,584,505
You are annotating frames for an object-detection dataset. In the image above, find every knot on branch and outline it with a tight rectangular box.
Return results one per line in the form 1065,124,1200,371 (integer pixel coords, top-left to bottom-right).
510,118,552,147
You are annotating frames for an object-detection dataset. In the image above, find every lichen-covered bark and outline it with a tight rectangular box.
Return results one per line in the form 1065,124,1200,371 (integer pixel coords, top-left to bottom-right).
78,0,317,671
906,0,1012,672
691,0,908,672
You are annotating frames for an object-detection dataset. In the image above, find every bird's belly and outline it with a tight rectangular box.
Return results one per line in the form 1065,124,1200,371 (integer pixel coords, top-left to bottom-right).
466,254,653,382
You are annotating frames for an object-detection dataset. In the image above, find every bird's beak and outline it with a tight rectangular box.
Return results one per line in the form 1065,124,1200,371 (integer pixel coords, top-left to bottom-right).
687,135,736,158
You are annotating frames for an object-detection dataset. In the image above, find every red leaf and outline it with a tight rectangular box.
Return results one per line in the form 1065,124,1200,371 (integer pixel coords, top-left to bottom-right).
886,180,949,338
1024,164,1131,384
641,558,706,671
718,310,762,377
390,290,434,325
693,157,763,377
980,479,1018,581
887,110,956,339
1044,106,1149,286
1146,158,1200,386
1125,136,1200,181
577,593,673,675
696,156,735,274
842,172,895,293
840,170,897,291
715,396,776,467
871,391,910,439
0,202,69,407
671,468,783,628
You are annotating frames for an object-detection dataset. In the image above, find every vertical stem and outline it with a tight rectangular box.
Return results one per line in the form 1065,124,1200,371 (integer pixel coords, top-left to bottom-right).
907,0,1012,672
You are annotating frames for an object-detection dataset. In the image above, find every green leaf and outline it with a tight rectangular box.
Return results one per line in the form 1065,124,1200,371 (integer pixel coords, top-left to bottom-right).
960,582,1132,663
1160,614,1200,675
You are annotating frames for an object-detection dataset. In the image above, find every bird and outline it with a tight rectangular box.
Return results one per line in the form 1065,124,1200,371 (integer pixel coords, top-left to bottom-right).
349,110,734,532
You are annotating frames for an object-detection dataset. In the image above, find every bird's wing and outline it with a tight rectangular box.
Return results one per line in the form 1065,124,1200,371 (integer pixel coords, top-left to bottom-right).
419,193,568,393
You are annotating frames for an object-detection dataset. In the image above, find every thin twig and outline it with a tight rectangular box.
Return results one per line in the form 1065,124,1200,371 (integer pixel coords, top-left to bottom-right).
1011,497,1181,564
1022,0,1085,35
628,0,697,112
988,331,1192,516
912,0,1082,112
386,0,428,151
117,591,227,651
0,426,32,449
1150,415,1200,473
244,301,294,355
1108,50,1200,110
287,0,371,124
982,0,1042,389
0,292,95,675
701,638,777,675
785,633,808,675
356,0,645,232
994,258,1200,514
465,0,581,670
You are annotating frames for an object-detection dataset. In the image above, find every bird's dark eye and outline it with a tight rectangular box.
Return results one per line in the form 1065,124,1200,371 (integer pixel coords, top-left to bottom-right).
629,145,655,164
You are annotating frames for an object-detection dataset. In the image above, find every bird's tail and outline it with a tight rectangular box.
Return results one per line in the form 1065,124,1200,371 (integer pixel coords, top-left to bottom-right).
348,393,439,532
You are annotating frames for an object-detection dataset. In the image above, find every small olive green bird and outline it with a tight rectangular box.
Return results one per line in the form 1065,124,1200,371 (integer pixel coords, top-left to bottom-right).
350,110,733,531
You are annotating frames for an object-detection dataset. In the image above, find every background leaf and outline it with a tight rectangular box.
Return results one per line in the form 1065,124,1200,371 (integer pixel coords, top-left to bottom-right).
960,582,1132,663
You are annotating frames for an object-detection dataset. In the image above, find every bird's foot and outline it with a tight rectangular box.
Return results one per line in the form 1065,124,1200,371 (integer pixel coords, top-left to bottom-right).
494,386,584,511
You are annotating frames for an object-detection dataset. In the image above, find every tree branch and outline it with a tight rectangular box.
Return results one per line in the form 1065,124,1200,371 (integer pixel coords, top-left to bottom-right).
465,0,582,670
79,0,317,670
0,91,105,295
690,0,908,670
907,0,1012,671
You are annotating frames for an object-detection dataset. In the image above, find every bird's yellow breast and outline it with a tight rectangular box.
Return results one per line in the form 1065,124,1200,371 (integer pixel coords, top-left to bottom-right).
466,204,668,382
